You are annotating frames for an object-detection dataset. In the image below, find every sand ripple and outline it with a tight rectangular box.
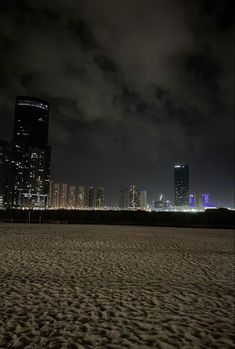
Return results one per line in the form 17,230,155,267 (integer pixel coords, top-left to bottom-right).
0,224,234,348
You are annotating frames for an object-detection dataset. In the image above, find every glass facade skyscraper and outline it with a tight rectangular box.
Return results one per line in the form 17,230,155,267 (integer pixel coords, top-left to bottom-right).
13,97,49,148
9,96,51,208
174,164,189,207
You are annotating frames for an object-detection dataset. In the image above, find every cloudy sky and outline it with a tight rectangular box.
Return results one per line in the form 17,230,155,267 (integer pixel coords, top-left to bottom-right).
0,0,234,206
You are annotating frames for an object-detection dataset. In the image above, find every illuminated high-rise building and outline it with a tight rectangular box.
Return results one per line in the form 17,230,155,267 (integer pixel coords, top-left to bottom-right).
83,186,105,208
129,185,139,208
119,187,129,208
48,184,103,209
60,183,68,208
49,182,74,209
139,190,147,209
48,180,54,208
13,97,49,148
201,193,215,209
9,97,50,208
68,185,76,208
77,186,85,208
174,164,189,207
189,194,195,207
85,186,95,208
51,182,60,208
119,185,140,209
202,193,209,208
0,140,11,208
96,187,104,208
189,193,200,208
194,193,200,208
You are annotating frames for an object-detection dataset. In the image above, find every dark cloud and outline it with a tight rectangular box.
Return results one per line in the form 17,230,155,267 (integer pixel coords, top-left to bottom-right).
113,87,148,114
0,0,234,206
68,19,98,50
202,0,234,31
39,7,61,21
94,54,118,74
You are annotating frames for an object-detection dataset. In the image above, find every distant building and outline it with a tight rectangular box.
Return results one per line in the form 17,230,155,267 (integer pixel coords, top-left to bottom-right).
96,187,104,208
83,186,104,208
129,185,139,208
60,183,68,208
119,187,129,209
13,96,49,148
48,183,104,209
48,180,54,208
189,193,200,208
189,194,195,207
8,96,50,208
68,185,76,208
77,186,85,208
152,194,171,211
139,190,147,209
119,185,140,209
194,193,200,208
0,140,11,208
153,194,164,210
85,186,95,208
49,182,60,208
201,193,216,209
53,183,60,208
202,193,209,207
174,164,189,207
48,182,68,209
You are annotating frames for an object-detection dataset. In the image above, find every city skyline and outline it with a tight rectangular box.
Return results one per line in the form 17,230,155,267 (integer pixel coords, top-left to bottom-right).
0,0,233,207
0,98,222,210
0,97,232,209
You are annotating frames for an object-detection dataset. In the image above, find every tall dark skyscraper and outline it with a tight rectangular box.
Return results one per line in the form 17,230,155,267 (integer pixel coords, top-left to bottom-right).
174,164,189,207
9,96,50,208
13,97,49,148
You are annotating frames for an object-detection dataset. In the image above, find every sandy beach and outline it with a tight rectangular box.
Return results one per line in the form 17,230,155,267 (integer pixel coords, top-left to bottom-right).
0,224,234,349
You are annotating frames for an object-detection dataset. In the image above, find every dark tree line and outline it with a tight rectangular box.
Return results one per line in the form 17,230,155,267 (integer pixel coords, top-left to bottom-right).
0,208,234,229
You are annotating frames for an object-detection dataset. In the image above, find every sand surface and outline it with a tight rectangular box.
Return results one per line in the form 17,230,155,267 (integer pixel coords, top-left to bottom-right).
0,224,234,349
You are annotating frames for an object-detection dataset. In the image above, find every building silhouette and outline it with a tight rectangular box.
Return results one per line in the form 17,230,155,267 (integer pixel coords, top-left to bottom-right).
139,190,147,209
68,185,76,208
119,187,129,208
96,187,104,208
48,183,104,209
119,185,141,209
85,186,104,208
189,193,200,208
51,182,60,208
86,186,95,208
60,183,68,208
0,140,11,208
9,97,50,208
152,194,171,211
77,186,85,208
174,164,189,207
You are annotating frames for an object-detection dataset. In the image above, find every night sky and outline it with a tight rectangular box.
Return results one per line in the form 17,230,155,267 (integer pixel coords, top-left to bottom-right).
0,0,234,207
